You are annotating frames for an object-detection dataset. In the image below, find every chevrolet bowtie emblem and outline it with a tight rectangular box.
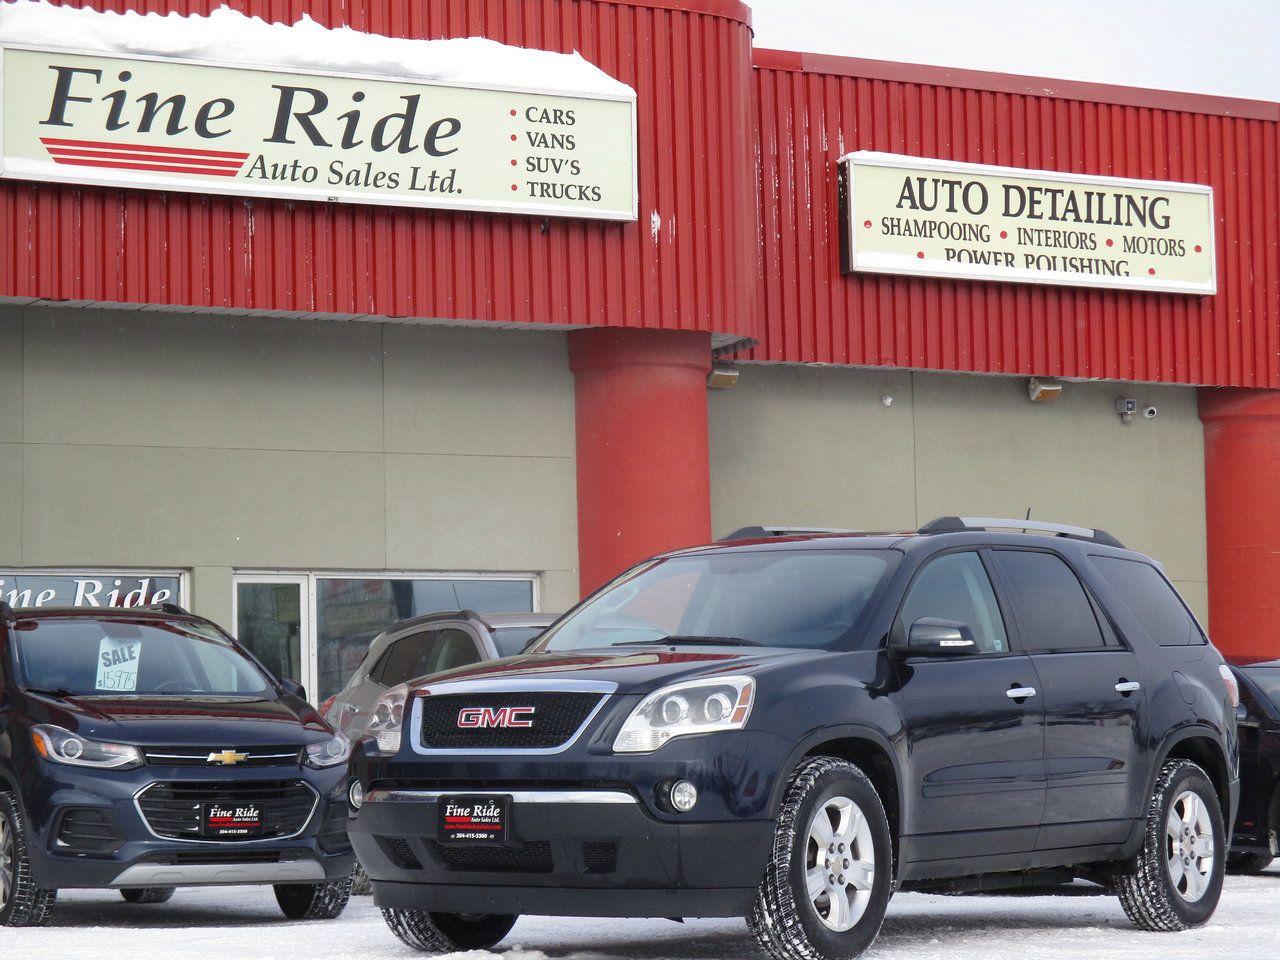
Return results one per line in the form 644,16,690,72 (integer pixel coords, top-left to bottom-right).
206,749,249,766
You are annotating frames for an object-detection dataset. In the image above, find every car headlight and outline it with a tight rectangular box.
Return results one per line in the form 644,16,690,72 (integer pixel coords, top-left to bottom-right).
364,683,409,754
613,677,755,753
31,724,142,770
304,732,352,769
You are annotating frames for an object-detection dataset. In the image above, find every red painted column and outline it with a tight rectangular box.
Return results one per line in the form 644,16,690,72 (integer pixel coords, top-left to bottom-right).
1200,388,1280,661
570,329,713,596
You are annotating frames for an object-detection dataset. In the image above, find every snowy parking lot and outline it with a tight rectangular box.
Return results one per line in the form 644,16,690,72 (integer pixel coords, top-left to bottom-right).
8,868,1278,960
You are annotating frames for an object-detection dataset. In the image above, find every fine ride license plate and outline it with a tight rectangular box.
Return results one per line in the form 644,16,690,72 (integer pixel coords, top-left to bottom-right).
201,801,264,838
438,795,510,844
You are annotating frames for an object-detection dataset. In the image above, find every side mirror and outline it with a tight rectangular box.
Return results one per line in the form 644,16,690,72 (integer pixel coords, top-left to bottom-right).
280,678,308,702
890,618,979,658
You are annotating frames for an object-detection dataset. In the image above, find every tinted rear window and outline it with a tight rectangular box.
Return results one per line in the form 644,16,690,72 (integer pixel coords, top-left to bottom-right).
1089,556,1203,647
991,550,1109,653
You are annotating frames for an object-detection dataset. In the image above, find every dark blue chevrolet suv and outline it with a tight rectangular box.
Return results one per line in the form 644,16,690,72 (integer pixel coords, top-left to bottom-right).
0,603,355,926
349,518,1240,960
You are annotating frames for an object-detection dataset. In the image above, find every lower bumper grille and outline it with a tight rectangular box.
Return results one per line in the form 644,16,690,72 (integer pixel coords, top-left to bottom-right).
56,807,124,854
431,840,554,873
136,780,317,842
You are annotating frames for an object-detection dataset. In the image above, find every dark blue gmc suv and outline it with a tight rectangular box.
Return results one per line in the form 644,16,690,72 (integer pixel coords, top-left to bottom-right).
0,604,355,926
349,518,1240,960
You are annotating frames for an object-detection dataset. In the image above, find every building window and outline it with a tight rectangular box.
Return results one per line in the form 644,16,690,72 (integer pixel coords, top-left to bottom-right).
232,572,537,702
0,570,186,609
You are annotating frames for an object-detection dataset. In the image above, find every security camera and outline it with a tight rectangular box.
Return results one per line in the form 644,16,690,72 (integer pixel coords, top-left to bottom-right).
1115,398,1138,424
1143,406,1159,420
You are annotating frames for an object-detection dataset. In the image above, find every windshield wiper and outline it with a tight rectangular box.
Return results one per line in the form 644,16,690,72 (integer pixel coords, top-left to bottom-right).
612,635,762,648
23,686,76,700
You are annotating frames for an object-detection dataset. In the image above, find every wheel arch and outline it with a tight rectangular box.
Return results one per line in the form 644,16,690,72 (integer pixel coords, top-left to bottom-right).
1157,726,1232,822
772,726,903,871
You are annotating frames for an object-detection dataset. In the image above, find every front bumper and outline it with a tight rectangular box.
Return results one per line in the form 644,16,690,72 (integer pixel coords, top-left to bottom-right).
349,787,775,918
22,760,354,890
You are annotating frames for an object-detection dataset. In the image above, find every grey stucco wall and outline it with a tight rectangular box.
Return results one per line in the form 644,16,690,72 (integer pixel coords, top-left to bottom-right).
0,304,582,626
709,365,1208,621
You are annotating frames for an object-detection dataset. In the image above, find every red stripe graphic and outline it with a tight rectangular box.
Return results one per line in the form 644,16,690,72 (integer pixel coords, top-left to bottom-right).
39,137,248,177
40,136,249,160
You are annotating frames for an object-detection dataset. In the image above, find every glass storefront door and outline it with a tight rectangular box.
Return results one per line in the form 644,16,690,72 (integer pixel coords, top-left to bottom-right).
232,575,309,692
232,572,538,704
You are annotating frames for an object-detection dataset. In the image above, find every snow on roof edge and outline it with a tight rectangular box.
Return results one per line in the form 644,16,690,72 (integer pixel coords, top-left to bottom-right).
0,0,635,100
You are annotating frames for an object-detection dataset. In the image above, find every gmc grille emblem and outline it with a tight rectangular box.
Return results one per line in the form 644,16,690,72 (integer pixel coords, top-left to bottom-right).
457,706,536,729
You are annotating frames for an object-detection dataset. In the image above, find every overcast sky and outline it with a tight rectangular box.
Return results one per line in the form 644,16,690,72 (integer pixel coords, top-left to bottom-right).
747,0,1280,102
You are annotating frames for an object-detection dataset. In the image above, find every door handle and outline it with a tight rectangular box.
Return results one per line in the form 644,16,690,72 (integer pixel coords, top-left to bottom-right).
1115,680,1142,695
1007,686,1037,701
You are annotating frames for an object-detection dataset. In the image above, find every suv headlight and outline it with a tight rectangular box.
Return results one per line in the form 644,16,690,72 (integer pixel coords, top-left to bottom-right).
304,732,352,769
31,724,142,770
365,683,409,754
614,677,755,753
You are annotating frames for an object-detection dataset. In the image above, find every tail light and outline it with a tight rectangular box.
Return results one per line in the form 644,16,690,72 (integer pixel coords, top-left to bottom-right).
1219,665,1240,708
319,695,336,716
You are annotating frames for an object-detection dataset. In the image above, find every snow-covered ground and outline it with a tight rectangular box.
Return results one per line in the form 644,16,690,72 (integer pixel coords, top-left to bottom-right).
8,868,1279,960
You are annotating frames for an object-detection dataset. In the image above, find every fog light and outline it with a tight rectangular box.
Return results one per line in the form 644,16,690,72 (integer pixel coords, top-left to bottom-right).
348,779,364,810
669,779,698,813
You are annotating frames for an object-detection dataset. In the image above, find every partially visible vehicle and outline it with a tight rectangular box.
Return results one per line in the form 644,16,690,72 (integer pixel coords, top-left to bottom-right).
320,611,558,741
1229,660,1280,873
0,603,355,927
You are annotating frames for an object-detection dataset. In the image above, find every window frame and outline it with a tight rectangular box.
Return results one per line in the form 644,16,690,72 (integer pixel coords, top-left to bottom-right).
987,546,1130,657
233,569,541,701
888,547,1020,659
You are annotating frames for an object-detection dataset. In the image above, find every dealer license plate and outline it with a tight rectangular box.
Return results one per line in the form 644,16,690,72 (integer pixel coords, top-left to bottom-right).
201,801,264,839
438,795,510,844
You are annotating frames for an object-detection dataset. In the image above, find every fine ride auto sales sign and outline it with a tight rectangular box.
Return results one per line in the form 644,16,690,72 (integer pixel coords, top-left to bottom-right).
0,45,638,221
841,151,1216,295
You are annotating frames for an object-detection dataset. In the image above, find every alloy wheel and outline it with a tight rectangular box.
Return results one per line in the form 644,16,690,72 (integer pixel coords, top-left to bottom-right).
805,795,876,932
1166,789,1215,902
0,809,13,911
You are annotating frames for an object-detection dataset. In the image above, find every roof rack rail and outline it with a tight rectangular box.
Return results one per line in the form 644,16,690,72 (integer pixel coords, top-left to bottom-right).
918,516,1125,549
721,525,862,542
147,601,191,615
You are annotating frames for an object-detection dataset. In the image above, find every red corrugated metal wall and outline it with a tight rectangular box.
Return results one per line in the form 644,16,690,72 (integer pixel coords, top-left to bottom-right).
0,0,759,339
748,51,1280,387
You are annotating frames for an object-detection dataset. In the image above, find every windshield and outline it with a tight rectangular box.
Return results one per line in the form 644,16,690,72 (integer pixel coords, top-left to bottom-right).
1242,666,1280,712
13,617,275,697
491,626,548,658
537,549,897,652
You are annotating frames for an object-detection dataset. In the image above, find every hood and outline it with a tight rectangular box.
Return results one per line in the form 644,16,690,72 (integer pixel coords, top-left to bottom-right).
30,693,331,747
415,645,814,695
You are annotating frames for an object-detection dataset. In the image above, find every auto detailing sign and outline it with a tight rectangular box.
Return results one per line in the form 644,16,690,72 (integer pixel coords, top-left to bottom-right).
841,152,1216,295
0,46,637,220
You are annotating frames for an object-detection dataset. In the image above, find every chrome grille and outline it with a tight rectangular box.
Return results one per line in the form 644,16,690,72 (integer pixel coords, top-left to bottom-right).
136,780,317,842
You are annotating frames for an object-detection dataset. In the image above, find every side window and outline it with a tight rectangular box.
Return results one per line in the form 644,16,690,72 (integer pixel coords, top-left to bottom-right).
431,628,483,673
372,631,440,685
898,552,1009,654
1089,556,1204,647
991,550,1107,653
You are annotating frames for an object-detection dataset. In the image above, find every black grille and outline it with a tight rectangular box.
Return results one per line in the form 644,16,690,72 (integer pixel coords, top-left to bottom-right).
138,850,286,865
56,808,123,854
582,841,617,874
137,780,316,841
380,837,423,870
419,692,603,750
143,746,303,768
432,841,554,873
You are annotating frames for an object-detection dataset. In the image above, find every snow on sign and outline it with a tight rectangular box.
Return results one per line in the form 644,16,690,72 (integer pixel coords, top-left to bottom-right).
841,152,1216,295
0,2,637,220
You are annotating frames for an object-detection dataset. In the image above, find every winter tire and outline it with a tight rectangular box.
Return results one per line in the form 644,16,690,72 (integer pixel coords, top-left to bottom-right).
748,757,893,960
381,909,519,952
1227,852,1274,875
0,791,56,928
120,887,176,904
274,872,354,920
350,862,373,896
1115,759,1225,931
